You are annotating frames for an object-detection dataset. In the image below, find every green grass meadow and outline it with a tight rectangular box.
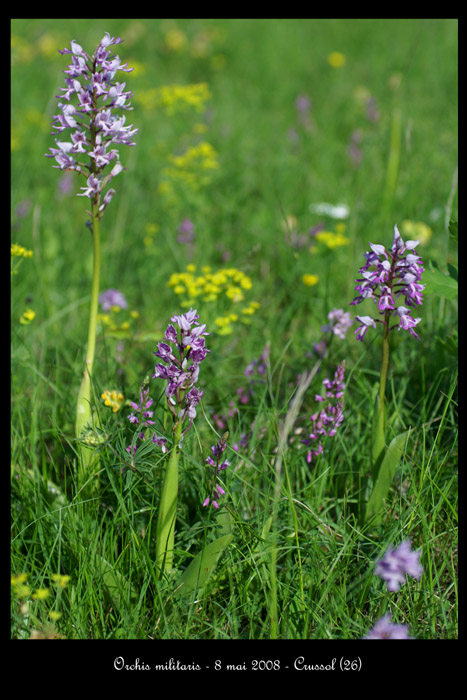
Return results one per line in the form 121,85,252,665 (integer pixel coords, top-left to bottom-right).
11,18,457,647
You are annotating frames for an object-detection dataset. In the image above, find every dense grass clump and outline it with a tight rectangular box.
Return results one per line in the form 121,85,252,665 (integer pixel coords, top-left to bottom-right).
11,18,457,642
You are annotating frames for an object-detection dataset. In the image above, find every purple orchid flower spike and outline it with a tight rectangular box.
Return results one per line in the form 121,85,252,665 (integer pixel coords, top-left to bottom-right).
152,309,210,438
350,225,425,341
46,31,138,218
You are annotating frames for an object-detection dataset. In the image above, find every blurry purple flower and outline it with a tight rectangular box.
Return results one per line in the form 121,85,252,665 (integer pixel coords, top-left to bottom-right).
245,344,269,378
312,339,327,359
365,96,380,123
15,199,32,219
99,288,128,311
287,127,301,145
295,94,314,131
302,361,345,463
177,218,195,244
203,433,230,509
374,540,423,592
308,222,325,238
56,171,75,197
364,614,413,639
295,94,311,115
126,385,167,455
321,308,353,339
347,129,363,168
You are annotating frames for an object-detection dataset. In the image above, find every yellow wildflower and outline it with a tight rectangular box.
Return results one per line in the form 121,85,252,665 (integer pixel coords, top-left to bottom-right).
32,588,50,600
401,220,432,245
11,573,28,586
225,286,244,302
51,574,71,587
145,222,159,236
49,611,62,622
126,59,146,78
302,274,319,287
328,51,346,68
164,28,187,52
11,243,33,258
19,308,35,325
148,83,211,115
315,230,350,249
13,584,31,598
101,390,125,413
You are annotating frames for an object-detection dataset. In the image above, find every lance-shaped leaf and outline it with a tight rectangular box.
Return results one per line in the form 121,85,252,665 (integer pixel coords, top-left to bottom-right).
371,392,387,481
174,534,233,597
365,429,412,526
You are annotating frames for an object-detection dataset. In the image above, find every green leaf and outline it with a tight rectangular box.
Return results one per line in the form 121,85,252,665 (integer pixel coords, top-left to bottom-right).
174,534,233,597
76,543,138,613
423,268,458,300
365,429,412,526
371,392,387,481
436,330,458,355
448,219,458,243
447,263,458,282
217,509,234,537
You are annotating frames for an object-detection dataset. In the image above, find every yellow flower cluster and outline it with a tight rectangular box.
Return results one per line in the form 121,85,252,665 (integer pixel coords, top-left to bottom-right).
11,571,70,633
214,301,261,335
168,265,259,334
168,264,252,303
136,83,211,115
160,142,219,194
158,83,211,113
11,572,71,599
98,307,139,334
401,219,433,245
11,242,33,283
311,224,350,251
162,25,226,62
11,572,31,599
11,243,33,258
19,308,35,325
101,390,125,413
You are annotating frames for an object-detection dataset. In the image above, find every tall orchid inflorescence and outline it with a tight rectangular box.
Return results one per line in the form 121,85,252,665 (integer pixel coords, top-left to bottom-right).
203,433,230,509
151,309,210,576
46,32,137,214
152,309,210,440
350,224,424,341
301,361,345,463
350,225,425,522
45,32,137,493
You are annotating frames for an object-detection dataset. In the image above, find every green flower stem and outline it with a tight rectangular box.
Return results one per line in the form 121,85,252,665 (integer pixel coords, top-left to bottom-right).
75,199,101,489
379,310,390,407
372,310,390,481
155,419,183,578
